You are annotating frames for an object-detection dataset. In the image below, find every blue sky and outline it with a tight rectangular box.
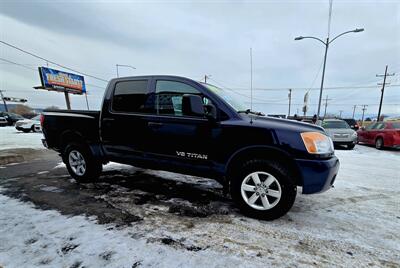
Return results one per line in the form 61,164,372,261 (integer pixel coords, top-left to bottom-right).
0,0,399,118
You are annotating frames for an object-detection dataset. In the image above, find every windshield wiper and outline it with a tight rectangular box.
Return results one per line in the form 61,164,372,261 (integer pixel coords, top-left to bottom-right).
238,109,265,116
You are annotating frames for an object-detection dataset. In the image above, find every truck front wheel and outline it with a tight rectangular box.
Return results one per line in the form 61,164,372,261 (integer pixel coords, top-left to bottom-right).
63,143,102,183
230,159,297,220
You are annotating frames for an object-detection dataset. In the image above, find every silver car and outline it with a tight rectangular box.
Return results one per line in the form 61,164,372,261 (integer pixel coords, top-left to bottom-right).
319,119,357,149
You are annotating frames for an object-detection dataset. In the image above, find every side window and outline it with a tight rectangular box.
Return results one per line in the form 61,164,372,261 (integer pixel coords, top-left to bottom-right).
373,123,384,130
112,80,154,113
155,80,209,117
365,123,376,130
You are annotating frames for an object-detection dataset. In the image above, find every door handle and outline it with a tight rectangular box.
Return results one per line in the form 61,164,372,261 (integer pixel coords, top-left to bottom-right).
148,121,163,127
103,118,115,122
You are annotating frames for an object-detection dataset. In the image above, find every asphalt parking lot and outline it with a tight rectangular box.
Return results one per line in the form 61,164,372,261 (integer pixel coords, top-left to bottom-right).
0,127,399,267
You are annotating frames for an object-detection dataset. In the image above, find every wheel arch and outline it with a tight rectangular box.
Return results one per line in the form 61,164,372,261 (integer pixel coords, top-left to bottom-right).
225,146,302,186
60,130,105,160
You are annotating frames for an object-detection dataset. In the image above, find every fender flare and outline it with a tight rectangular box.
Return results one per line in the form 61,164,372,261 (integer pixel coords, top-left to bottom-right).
225,145,302,185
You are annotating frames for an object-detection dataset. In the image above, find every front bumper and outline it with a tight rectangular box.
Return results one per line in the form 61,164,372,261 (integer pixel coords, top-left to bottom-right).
295,156,340,194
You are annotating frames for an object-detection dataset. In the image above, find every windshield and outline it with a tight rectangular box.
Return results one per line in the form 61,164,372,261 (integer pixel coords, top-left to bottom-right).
202,83,246,112
322,121,350,129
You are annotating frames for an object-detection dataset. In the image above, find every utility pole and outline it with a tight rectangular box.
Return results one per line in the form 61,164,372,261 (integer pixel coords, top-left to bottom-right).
376,65,395,121
352,105,357,119
0,90,8,112
288,89,292,117
339,110,343,118
323,95,332,119
204,75,211,83
361,105,368,126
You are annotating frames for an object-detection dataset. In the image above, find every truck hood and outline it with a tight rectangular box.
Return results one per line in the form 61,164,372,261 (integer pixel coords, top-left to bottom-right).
240,114,325,134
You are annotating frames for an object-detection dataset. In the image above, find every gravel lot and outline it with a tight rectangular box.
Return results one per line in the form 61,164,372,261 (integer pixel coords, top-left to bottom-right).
0,126,399,267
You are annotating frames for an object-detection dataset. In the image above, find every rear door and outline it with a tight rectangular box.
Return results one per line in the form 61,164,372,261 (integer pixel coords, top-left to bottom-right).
101,78,155,159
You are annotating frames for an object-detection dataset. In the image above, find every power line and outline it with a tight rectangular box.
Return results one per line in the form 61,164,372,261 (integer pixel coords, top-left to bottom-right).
0,40,109,83
0,57,106,90
0,57,36,71
231,84,399,91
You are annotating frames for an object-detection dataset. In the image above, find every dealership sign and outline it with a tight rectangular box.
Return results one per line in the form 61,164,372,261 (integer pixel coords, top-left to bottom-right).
38,67,86,94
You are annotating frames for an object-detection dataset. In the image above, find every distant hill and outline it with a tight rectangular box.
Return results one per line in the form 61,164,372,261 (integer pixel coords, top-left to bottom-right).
0,104,43,114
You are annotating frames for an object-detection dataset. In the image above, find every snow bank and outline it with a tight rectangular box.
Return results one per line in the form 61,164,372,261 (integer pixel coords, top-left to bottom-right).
0,126,43,150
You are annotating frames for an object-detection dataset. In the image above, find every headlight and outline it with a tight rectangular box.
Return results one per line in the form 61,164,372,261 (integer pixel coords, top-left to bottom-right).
300,132,334,154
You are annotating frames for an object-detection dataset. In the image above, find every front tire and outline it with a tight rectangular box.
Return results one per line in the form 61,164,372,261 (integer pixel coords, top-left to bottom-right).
63,143,102,183
230,159,297,220
347,144,355,150
375,138,384,150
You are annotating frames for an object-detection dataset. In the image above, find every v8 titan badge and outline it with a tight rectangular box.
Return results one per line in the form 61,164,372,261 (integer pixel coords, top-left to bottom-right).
176,151,208,160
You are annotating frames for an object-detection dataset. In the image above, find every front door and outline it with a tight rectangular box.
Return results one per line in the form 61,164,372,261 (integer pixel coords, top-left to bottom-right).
145,79,219,172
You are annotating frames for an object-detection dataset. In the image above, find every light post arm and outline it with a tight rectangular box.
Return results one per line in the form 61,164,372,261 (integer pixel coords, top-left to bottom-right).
329,28,364,44
294,36,327,46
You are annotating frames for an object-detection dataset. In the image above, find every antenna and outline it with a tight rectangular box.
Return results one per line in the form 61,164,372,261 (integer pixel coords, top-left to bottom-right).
250,47,253,112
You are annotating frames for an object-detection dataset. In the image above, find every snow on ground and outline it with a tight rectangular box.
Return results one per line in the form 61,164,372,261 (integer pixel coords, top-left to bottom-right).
0,191,256,268
0,126,43,150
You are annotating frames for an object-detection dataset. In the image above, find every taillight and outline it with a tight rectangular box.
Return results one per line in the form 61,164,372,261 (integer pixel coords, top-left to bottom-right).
40,114,44,127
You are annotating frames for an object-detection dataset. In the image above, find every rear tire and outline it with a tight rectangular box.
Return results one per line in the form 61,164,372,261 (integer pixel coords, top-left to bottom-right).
63,143,102,183
22,129,31,133
347,144,355,150
230,159,297,221
375,138,384,150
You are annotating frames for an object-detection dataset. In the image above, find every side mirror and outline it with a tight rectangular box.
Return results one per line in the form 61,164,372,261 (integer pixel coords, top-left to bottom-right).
182,94,205,117
204,104,217,121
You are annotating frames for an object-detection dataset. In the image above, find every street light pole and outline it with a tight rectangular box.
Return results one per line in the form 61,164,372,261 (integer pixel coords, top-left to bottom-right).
294,28,364,120
317,38,329,120
116,64,136,78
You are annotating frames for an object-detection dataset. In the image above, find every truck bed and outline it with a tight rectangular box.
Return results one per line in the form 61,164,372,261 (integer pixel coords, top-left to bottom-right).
42,109,101,152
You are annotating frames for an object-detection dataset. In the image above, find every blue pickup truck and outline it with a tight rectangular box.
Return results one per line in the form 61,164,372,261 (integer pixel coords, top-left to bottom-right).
41,75,339,220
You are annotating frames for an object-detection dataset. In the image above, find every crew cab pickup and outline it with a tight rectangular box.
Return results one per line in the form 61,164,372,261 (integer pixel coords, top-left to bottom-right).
41,75,339,220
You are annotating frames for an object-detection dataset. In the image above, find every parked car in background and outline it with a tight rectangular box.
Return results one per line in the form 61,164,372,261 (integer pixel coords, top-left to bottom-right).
0,112,24,126
15,115,42,133
343,118,359,130
0,116,8,126
357,121,400,149
318,119,357,149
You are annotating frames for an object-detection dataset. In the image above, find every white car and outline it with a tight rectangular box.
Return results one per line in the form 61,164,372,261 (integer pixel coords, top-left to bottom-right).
15,115,42,133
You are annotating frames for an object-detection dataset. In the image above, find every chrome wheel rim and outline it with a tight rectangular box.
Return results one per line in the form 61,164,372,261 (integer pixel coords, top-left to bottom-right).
241,171,282,210
376,139,382,148
68,150,86,176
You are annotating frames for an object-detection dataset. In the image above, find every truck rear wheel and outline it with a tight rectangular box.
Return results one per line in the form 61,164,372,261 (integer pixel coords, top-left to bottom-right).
230,159,297,220
63,143,102,183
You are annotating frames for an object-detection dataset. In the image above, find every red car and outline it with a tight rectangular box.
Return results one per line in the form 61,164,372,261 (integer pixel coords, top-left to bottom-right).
357,121,400,149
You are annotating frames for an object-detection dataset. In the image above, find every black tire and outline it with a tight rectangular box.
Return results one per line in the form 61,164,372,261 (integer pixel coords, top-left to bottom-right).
375,138,384,150
347,144,355,150
63,143,102,183
22,129,31,133
230,159,297,221
31,125,36,132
